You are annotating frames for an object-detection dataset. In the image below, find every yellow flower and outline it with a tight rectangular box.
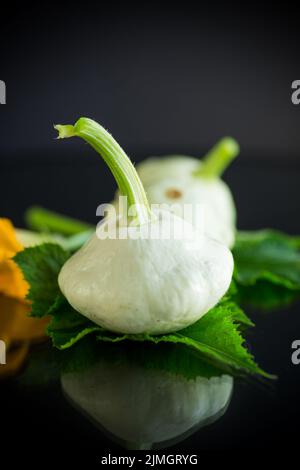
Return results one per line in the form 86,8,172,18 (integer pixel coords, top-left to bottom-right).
0,219,51,378
0,218,29,300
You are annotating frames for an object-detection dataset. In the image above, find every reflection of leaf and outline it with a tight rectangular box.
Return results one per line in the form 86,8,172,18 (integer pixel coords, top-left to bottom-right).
61,337,225,380
131,343,224,379
17,338,226,384
16,344,61,387
233,230,300,289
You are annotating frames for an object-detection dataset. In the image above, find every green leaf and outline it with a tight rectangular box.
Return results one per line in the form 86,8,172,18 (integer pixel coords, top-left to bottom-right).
236,280,300,311
218,290,255,328
96,302,272,379
47,295,103,349
14,242,272,379
14,243,70,317
49,323,101,350
227,302,254,327
44,291,267,378
233,230,300,290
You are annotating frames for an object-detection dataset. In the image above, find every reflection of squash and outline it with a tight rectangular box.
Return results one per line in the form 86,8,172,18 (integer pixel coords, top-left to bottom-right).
62,359,233,449
0,295,49,379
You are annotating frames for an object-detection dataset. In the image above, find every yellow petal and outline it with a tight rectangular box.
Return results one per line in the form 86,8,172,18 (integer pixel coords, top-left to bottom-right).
0,218,23,257
0,258,29,300
0,218,29,300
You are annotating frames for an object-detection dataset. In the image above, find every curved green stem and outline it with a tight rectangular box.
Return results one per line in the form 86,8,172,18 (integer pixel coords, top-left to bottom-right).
55,118,153,225
193,137,239,179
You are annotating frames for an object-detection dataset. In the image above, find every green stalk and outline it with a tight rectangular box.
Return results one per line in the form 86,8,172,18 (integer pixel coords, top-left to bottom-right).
16,227,92,252
193,137,239,179
25,206,93,235
63,231,94,251
55,118,153,225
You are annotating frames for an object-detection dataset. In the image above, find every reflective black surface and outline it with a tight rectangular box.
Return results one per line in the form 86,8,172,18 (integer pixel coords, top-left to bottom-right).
0,156,300,463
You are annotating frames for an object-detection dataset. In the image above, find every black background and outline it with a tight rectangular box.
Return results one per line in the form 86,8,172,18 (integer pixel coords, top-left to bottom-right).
1,3,300,159
1,3,300,462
